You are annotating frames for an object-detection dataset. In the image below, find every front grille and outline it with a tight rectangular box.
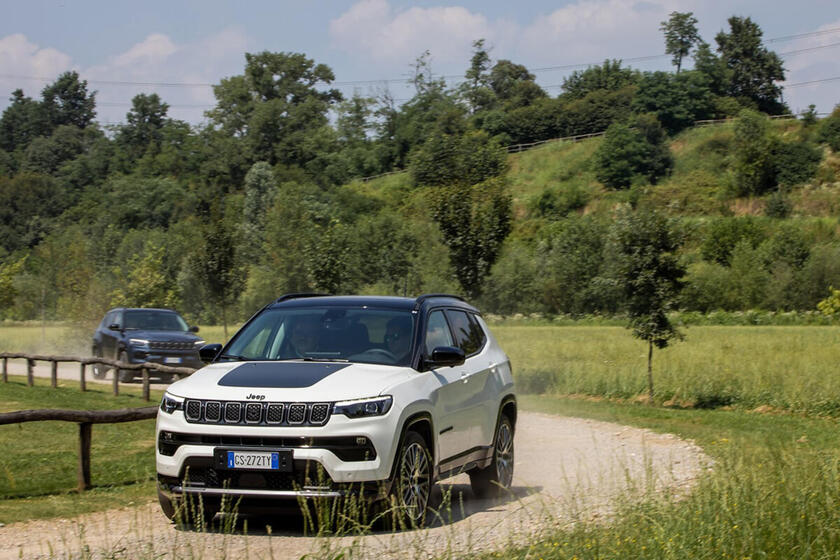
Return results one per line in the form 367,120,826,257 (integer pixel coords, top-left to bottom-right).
182,399,331,427
245,403,262,423
180,458,334,491
287,404,306,424
150,341,193,350
267,404,284,424
225,402,242,423
185,400,201,421
158,432,377,461
310,403,330,425
205,401,221,422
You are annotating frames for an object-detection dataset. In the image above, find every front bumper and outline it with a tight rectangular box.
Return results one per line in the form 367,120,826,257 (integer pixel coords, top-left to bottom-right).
155,407,401,497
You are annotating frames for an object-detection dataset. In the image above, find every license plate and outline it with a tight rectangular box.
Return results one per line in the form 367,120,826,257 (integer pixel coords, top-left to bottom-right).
215,449,293,472
164,357,182,364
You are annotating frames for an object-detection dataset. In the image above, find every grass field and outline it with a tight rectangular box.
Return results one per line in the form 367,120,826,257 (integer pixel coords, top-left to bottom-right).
0,377,164,523
477,395,840,559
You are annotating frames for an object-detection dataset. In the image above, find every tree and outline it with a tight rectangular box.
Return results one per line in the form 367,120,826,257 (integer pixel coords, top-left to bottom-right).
187,208,245,337
488,60,546,109
632,70,715,134
410,129,507,187
431,178,512,298
41,71,97,130
593,114,673,189
610,208,684,398
561,60,640,100
660,12,701,73
715,17,786,114
117,93,170,161
460,39,495,113
0,89,49,151
732,109,775,195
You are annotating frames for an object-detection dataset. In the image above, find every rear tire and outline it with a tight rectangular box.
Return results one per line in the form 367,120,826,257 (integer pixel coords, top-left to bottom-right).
117,350,134,383
469,414,514,499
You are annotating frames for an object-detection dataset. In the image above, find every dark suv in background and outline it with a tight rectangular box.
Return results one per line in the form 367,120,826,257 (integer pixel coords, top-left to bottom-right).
92,308,205,382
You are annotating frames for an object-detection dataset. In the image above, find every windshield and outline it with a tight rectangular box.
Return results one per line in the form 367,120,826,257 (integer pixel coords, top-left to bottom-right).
123,310,189,331
223,307,416,367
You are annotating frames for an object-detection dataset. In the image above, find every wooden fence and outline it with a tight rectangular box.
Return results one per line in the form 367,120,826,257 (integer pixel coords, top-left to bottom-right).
0,353,196,401
0,406,158,491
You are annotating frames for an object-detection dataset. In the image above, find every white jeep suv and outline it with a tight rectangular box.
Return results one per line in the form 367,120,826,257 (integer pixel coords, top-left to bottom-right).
156,294,516,525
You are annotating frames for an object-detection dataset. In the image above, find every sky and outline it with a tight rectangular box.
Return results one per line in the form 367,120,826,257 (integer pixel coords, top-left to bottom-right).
2,0,839,126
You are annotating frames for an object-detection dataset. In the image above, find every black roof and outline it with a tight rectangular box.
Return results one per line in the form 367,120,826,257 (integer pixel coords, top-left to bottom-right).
107,307,180,313
268,294,478,313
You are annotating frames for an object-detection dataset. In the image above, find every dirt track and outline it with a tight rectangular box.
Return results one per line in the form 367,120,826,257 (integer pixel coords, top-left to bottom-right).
0,411,708,559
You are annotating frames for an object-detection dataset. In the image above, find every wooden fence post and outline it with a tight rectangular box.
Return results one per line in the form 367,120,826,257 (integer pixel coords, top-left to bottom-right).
142,368,150,402
78,422,92,491
112,368,119,397
2,357,6,383
51,361,57,388
26,359,34,386
79,363,86,392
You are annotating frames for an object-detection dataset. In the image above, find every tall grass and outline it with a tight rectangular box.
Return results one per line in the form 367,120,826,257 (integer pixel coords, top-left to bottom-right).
481,396,840,560
495,325,840,415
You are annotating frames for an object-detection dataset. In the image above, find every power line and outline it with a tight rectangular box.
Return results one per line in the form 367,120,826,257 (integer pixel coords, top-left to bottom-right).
767,26,840,43
784,76,840,88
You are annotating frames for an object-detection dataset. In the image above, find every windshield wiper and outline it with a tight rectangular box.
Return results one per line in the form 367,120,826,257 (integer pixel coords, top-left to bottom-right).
301,357,349,363
218,354,250,361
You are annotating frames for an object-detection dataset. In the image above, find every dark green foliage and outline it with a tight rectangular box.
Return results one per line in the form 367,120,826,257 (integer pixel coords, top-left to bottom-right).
611,208,684,394
0,173,66,253
460,39,496,113
700,217,766,265
532,183,590,219
410,130,507,187
538,217,617,315
489,60,546,109
660,12,701,73
0,89,49,151
561,87,636,136
482,240,542,315
771,140,822,187
760,225,810,270
40,71,97,130
561,60,640,100
764,190,791,218
732,109,775,195
594,114,673,189
632,71,715,134
817,106,840,151
115,93,170,163
715,17,786,114
431,179,512,298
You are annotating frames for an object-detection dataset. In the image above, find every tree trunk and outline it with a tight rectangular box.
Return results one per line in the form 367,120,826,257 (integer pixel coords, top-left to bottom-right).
222,305,228,339
647,340,654,400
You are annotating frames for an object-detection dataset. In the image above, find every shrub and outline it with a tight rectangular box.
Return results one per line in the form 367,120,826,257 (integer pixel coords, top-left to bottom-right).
764,190,791,218
700,217,766,265
732,109,775,195
771,139,822,187
593,114,673,189
817,105,840,151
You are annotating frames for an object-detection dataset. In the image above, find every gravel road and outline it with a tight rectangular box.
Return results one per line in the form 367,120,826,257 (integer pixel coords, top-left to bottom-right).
0,411,708,559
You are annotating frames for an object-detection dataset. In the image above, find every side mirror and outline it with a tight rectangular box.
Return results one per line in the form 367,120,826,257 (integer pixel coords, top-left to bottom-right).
108,323,121,331
428,346,465,368
189,325,200,333
199,343,222,363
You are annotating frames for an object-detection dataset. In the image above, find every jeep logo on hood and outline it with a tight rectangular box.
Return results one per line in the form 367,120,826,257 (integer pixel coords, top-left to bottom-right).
246,393,266,400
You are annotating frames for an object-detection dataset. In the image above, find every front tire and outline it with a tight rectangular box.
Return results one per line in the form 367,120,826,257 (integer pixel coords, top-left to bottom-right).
388,430,433,529
469,414,514,499
117,350,134,383
92,347,107,379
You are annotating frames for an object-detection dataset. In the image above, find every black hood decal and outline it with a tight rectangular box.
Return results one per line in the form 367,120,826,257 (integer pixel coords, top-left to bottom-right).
218,362,351,388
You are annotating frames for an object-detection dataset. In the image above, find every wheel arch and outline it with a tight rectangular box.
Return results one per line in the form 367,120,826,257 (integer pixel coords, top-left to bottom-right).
499,394,517,432
388,411,435,482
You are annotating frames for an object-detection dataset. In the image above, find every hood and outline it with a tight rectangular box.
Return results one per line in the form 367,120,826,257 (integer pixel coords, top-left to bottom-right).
166,360,416,402
125,330,201,343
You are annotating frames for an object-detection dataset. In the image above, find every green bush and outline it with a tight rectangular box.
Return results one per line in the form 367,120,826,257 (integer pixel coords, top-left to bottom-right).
593,114,673,189
817,105,840,151
700,217,766,265
771,139,822,186
731,109,775,195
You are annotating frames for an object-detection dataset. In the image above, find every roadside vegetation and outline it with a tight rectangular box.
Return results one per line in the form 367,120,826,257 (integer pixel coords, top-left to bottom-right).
0,377,162,522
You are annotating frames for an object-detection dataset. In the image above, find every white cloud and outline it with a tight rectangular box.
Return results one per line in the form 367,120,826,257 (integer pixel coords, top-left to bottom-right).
329,0,500,66
0,34,73,98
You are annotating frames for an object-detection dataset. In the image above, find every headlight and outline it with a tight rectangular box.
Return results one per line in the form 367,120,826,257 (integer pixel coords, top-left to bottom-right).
333,396,393,418
193,339,206,346
129,338,150,348
160,392,184,414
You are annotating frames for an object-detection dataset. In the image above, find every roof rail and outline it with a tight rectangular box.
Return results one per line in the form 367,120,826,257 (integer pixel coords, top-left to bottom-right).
413,293,465,310
274,293,329,304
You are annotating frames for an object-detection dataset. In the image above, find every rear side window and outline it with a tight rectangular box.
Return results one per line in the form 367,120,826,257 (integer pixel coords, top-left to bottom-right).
444,310,486,356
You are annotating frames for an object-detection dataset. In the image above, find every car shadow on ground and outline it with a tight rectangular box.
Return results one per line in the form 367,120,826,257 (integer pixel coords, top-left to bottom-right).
175,482,542,537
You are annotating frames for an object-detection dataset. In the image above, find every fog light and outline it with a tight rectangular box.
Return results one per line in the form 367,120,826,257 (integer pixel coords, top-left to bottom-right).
356,436,367,445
